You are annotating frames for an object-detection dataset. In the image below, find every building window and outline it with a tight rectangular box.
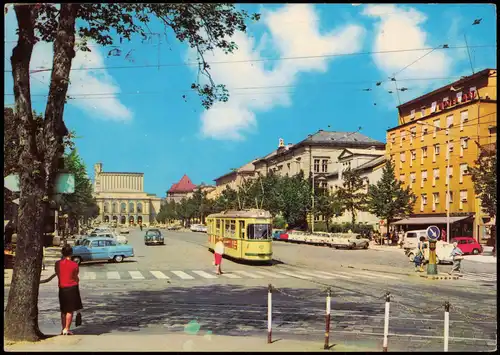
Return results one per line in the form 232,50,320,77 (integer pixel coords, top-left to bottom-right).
400,174,405,183
460,137,468,157
410,172,416,187
446,142,454,160
460,110,468,131
112,202,118,213
421,170,428,188
459,163,468,183
431,101,437,113
399,152,405,169
400,131,406,146
433,168,440,186
433,119,440,138
421,124,428,141
446,166,453,185
420,107,426,118
456,91,462,103
446,191,454,210
421,193,427,211
314,159,320,173
410,126,416,144
433,144,440,162
443,97,449,103
321,159,328,173
120,202,127,213
470,86,477,94
459,190,467,209
432,192,439,211
446,115,454,135
137,202,143,213
421,147,427,164
410,150,416,160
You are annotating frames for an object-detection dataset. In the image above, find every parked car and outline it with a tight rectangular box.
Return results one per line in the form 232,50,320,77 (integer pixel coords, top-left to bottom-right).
119,227,131,234
330,233,369,249
402,230,428,251
90,231,128,244
272,229,285,240
71,238,134,264
167,224,182,230
451,237,483,255
145,229,165,246
190,224,208,233
407,240,454,264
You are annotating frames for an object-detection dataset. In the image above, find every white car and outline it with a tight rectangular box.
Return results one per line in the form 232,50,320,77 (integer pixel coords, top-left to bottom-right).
329,233,369,249
190,224,207,232
403,230,428,251
90,231,128,245
407,240,454,264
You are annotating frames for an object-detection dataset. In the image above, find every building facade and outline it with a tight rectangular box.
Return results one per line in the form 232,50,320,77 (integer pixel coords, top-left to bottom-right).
211,160,257,199
326,149,387,230
165,174,197,203
386,68,497,243
93,163,162,225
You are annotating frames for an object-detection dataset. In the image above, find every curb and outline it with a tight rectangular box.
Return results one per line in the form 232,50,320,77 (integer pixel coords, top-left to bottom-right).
419,274,460,280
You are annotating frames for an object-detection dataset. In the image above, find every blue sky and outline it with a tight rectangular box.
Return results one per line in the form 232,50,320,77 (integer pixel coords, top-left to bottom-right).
4,4,496,197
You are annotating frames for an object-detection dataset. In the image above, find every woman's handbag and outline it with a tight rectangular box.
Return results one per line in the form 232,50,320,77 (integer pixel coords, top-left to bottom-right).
75,312,82,327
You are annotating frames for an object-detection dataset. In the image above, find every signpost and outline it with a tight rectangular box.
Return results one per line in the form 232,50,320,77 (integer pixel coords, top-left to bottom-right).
426,225,440,275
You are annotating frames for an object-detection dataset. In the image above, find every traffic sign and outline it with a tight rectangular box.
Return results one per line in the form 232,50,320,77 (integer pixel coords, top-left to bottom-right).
426,225,441,241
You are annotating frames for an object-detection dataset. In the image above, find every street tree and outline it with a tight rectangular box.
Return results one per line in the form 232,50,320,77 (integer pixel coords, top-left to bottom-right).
470,147,497,218
315,189,343,232
366,160,416,234
5,3,259,341
278,171,311,229
336,168,367,228
3,108,20,177
214,186,238,212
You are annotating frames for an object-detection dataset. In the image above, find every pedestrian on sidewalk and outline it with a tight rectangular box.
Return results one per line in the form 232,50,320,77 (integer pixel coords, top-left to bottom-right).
414,237,425,272
449,242,464,275
55,244,83,335
214,237,225,275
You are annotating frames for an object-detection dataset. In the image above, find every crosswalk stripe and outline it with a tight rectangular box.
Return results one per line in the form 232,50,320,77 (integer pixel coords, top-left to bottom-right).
82,272,96,280
129,271,145,280
107,271,121,280
220,273,242,279
359,271,399,280
347,271,377,279
233,271,264,279
277,270,312,279
317,271,352,279
150,271,169,279
254,270,288,279
171,271,195,280
298,271,334,279
192,270,217,279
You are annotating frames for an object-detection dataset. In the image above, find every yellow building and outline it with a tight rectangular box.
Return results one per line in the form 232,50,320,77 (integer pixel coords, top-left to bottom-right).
387,68,497,243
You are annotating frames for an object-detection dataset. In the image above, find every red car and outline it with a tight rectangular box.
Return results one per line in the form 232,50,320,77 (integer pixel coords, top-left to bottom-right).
451,237,483,255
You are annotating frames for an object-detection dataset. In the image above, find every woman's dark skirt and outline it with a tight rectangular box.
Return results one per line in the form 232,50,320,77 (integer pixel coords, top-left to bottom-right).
59,285,83,313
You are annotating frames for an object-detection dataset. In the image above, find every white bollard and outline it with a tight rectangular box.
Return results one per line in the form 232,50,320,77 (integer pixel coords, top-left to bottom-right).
383,292,390,352
267,284,272,344
444,301,450,352
324,288,332,349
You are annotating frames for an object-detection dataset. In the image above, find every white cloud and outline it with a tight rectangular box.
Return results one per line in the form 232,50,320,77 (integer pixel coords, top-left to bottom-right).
361,4,455,106
4,5,132,122
190,4,366,140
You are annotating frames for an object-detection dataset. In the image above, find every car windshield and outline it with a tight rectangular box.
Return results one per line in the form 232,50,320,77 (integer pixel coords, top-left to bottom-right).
82,239,90,246
247,224,271,240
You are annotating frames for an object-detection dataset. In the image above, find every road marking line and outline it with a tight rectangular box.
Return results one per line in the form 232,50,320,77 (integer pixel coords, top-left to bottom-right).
192,270,217,279
316,271,353,279
298,271,334,279
150,271,169,279
107,271,121,280
171,271,195,280
82,272,96,280
348,271,377,279
254,270,288,279
129,271,145,280
360,271,399,280
220,273,242,279
277,270,312,279
233,271,264,279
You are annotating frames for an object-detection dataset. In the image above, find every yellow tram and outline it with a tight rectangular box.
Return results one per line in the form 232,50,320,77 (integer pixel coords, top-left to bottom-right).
206,209,273,263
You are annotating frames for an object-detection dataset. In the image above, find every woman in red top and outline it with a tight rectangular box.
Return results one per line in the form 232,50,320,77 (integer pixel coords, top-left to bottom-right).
55,245,83,335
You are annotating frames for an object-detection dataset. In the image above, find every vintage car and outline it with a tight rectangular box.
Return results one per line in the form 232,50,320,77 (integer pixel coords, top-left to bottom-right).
272,229,285,240
190,224,208,233
407,240,454,264
71,237,134,264
119,227,131,234
329,233,369,249
167,224,182,230
144,229,165,246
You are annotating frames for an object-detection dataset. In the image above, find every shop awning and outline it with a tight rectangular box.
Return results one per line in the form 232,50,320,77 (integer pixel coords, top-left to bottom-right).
392,216,471,225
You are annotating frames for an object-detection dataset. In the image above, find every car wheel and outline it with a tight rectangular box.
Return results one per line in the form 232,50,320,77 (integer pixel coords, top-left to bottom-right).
363,243,369,249
408,253,415,262
350,243,356,250
113,255,124,263
472,248,479,255
72,256,82,265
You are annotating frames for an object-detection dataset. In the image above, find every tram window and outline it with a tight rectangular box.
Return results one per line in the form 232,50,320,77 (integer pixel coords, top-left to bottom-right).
239,221,245,239
247,224,271,240
230,220,236,237
216,219,221,229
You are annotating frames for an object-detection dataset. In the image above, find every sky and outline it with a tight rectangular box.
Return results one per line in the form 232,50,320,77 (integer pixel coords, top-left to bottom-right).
4,4,497,197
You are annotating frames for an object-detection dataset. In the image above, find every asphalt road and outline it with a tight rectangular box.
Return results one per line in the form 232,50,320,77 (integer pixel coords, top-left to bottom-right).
4,229,497,351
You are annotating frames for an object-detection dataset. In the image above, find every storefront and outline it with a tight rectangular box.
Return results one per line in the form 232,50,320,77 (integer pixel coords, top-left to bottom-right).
392,215,474,242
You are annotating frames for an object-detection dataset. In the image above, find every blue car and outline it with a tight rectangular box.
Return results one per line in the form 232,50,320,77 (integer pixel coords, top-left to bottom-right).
272,230,284,240
71,237,134,264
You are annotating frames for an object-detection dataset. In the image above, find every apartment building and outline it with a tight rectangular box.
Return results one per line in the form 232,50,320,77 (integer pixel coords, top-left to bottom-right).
386,68,497,243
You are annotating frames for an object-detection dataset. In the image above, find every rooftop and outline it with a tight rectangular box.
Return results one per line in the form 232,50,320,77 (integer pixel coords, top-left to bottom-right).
167,174,197,193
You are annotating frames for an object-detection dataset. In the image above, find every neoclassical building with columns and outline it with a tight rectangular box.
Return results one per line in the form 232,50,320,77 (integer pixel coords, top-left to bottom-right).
92,163,162,225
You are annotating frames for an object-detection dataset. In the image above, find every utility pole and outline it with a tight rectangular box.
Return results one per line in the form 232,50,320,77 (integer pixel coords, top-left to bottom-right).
311,171,315,233
446,137,450,242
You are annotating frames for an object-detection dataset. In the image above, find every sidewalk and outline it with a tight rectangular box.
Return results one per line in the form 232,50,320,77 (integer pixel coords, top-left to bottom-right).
463,254,497,264
4,333,378,352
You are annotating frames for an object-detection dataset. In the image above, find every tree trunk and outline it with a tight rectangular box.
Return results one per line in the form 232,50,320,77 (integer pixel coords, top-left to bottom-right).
4,5,46,342
351,208,356,229
4,4,78,342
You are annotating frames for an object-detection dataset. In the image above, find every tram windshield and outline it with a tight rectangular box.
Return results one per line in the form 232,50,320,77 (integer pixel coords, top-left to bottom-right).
247,224,271,240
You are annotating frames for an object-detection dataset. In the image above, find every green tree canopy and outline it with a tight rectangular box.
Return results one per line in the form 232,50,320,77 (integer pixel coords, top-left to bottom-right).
336,168,368,227
470,147,497,218
366,160,416,233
